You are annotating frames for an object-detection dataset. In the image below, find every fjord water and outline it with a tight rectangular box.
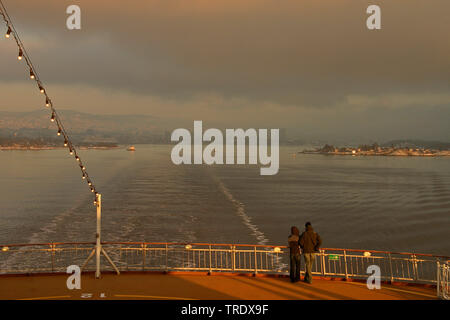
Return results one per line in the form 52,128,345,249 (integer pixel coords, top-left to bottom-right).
0,145,449,255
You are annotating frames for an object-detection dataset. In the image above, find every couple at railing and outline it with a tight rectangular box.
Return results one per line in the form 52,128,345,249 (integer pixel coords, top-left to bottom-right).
288,222,322,284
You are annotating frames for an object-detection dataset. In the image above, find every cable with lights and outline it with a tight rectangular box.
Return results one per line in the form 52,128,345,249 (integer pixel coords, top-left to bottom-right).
0,2,99,206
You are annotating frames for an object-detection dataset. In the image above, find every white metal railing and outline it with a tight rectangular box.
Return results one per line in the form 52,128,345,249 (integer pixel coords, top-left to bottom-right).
437,261,449,300
0,242,448,288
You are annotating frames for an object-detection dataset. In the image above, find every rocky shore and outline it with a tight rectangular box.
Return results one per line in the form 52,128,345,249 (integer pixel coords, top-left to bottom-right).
301,144,450,157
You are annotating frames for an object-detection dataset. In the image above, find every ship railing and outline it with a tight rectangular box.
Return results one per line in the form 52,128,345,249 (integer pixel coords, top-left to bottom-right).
437,261,449,300
0,242,448,286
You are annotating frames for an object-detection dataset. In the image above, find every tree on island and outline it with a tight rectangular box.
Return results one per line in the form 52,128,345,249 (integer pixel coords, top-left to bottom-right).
358,143,379,151
321,144,336,153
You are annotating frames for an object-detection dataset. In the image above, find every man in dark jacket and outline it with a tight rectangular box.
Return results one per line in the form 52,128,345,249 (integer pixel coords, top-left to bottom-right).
299,222,322,284
288,226,301,283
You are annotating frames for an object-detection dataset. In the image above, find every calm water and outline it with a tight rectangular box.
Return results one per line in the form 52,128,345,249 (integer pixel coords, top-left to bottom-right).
0,145,449,255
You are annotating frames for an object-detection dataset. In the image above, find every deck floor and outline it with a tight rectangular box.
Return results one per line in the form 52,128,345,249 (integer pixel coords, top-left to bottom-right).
0,272,436,300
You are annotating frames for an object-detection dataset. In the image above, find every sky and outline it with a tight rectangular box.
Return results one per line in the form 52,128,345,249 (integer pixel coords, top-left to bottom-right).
0,0,449,142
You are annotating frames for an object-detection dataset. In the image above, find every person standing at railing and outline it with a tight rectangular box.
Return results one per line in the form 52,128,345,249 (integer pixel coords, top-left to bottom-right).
300,222,322,284
288,226,302,283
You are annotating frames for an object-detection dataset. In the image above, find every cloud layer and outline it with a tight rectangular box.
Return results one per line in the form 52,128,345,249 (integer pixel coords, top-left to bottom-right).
0,0,449,141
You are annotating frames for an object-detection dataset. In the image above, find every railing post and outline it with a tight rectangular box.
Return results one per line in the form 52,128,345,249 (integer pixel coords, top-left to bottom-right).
142,243,146,271
388,252,394,283
254,246,258,275
209,245,212,274
437,261,440,299
321,250,326,276
445,263,449,300
50,243,55,272
165,243,168,272
412,254,418,281
231,245,236,272
343,250,348,280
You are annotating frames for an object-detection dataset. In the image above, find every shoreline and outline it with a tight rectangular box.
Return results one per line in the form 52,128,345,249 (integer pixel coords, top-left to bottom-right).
0,146,120,151
300,151,450,157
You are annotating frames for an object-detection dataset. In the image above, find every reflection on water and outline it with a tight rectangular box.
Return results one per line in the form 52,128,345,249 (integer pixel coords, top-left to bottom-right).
0,145,449,255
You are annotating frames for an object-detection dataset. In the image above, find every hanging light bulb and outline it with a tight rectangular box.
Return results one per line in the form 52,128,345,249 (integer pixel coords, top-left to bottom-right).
88,181,92,186
57,129,61,136
5,27,11,38
18,48,23,60
82,173,86,180
50,112,55,122
45,98,50,107
30,69,35,79
75,156,80,161
91,188,95,193
64,140,68,147
38,84,45,93
82,166,86,170
69,149,73,155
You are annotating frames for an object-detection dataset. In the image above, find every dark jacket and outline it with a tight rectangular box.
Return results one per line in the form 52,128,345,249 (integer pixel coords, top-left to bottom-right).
299,225,322,253
288,226,301,255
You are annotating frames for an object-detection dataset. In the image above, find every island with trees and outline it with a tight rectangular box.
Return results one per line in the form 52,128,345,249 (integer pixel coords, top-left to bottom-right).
301,142,450,157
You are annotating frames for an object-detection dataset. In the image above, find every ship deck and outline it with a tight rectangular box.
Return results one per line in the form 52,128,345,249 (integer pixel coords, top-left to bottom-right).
0,272,437,300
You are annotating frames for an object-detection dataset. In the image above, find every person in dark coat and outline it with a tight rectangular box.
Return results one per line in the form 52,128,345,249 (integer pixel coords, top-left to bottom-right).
299,222,322,284
288,226,302,283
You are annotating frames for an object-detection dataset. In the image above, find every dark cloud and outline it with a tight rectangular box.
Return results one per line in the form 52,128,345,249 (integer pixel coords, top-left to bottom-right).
0,0,449,140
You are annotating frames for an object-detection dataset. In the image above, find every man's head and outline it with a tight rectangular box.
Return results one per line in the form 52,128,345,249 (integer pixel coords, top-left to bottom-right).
305,222,312,229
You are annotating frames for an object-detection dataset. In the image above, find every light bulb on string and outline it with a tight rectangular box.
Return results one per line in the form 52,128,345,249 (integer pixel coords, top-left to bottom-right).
1,5,100,198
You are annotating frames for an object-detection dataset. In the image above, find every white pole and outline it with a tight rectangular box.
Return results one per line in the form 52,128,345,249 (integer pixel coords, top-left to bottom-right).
95,193,101,279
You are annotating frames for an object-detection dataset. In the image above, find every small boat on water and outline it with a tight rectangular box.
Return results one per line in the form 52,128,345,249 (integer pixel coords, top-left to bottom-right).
126,146,136,151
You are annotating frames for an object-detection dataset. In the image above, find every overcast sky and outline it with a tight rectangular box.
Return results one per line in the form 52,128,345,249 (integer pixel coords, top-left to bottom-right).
0,0,449,142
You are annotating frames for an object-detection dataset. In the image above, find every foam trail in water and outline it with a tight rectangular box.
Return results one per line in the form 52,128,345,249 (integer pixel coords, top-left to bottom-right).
211,174,269,245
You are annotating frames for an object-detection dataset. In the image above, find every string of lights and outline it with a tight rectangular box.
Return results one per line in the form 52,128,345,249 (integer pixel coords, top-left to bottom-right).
0,1,99,206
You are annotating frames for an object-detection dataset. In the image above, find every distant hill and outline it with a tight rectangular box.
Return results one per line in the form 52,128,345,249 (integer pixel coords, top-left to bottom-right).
382,139,450,150
0,109,172,144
